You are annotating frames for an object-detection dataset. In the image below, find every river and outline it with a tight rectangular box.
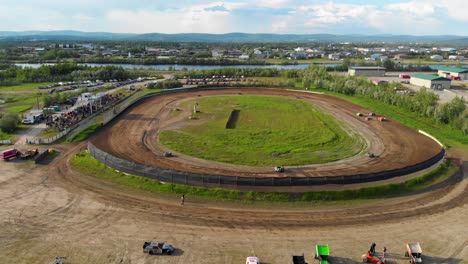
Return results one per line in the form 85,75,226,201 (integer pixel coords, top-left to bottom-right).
15,63,313,70
15,63,468,71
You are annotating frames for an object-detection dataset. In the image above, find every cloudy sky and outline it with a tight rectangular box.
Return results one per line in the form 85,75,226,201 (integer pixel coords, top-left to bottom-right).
0,0,467,35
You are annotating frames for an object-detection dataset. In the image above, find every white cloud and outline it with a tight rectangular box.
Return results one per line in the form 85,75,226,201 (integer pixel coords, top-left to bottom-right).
299,2,374,26
255,0,291,8
271,17,290,33
106,7,234,34
436,0,468,22
104,1,254,33
0,0,465,35
385,1,435,16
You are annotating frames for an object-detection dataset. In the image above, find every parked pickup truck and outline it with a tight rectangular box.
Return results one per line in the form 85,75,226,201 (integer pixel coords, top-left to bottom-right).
143,241,175,255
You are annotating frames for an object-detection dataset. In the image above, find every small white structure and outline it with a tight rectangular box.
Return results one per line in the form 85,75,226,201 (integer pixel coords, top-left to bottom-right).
430,55,443,61
448,55,464,60
410,74,451,90
239,53,250,60
348,66,386,77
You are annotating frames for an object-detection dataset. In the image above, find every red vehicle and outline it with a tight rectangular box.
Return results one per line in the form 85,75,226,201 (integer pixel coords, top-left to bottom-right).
362,251,386,264
0,149,20,161
399,74,411,79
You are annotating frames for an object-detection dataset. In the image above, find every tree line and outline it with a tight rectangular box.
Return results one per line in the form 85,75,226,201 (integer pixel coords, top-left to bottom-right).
301,66,467,135
178,66,467,136
77,57,277,66
0,63,132,86
174,67,302,78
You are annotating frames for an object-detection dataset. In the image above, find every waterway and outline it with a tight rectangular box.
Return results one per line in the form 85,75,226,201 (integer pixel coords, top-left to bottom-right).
15,63,468,71
15,63,312,70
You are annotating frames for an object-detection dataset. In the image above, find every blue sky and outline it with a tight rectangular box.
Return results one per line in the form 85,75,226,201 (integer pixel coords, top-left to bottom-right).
0,0,467,35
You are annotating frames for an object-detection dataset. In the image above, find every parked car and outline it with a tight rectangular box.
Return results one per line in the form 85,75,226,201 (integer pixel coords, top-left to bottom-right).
22,118,34,124
143,241,175,255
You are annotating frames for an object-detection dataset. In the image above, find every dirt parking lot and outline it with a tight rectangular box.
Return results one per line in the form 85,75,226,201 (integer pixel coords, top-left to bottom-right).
0,142,466,264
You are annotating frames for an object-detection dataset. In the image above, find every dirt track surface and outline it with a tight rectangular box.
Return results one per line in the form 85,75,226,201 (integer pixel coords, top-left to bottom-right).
92,88,442,178
0,143,466,263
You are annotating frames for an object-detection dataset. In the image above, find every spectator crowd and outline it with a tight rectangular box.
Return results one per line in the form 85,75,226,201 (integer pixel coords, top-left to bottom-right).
46,93,123,131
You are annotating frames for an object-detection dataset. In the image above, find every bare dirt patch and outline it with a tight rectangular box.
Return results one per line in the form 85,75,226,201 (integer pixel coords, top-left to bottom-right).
0,144,466,263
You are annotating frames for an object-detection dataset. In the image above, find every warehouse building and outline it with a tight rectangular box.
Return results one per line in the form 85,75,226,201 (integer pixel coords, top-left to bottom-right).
348,66,386,77
410,74,451,90
437,67,468,80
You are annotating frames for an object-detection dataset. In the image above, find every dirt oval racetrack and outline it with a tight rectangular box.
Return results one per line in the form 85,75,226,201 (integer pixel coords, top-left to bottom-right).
91,88,443,182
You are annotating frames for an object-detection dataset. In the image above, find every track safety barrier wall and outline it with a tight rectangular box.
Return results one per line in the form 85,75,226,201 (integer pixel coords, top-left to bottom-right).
85,86,447,187
88,142,445,187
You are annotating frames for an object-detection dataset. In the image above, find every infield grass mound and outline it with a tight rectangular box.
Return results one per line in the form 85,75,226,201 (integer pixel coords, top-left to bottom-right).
160,95,365,166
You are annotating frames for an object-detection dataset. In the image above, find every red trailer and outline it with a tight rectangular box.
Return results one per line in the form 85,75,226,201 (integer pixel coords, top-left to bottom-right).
0,149,20,161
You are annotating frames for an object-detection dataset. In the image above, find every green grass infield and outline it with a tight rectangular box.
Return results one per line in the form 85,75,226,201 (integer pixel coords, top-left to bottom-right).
159,95,365,166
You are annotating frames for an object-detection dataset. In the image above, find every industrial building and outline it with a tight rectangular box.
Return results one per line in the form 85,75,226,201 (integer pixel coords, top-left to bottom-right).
437,67,468,80
348,66,386,77
410,74,451,90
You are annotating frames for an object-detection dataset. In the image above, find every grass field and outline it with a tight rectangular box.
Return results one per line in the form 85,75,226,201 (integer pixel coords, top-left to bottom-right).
313,88,468,147
5,105,32,113
0,82,51,93
71,151,456,203
0,130,13,140
159,95,365,166
0,93,41,115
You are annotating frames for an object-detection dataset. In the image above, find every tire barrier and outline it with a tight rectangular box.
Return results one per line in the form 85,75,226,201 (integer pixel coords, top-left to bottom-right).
88,142,445,187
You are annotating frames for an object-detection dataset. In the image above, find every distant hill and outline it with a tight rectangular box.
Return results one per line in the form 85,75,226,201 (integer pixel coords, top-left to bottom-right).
0,30,467,44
